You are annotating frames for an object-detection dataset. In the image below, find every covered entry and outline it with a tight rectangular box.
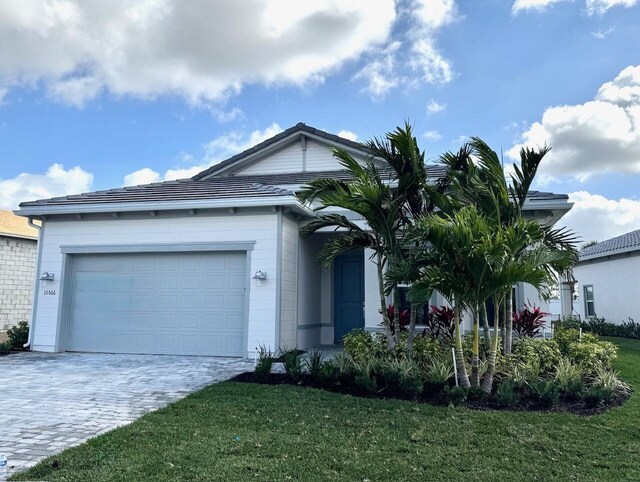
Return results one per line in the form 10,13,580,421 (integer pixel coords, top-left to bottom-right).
64,251,247,356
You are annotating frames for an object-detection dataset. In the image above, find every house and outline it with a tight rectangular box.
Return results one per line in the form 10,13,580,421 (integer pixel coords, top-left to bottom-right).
0,210,38,336
16,123,573,357
573,229,640,323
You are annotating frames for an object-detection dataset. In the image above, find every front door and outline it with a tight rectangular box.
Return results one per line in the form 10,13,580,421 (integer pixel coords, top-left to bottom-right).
333,252,365,342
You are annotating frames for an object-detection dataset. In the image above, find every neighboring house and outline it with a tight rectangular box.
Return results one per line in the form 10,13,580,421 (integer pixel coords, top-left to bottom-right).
16,123,573,357
0,210,38,334
574,229,640,323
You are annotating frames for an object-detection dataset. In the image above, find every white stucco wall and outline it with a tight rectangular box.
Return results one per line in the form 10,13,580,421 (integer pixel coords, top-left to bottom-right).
574,254,640,324
31,210,279,355
279,214,299,348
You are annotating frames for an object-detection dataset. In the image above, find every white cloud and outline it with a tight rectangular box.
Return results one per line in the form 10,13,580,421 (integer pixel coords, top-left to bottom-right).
591,26,615,39
0,163,93,209
123,167,161,186
512,0,569,13
512,0,637,13
423,130,442,141
508,65,640,183
0,0,396,107
355,0,457,98
427,99,446,114
561,191,640,242
586,0,638,15
337,129,358,141
123,123,284,184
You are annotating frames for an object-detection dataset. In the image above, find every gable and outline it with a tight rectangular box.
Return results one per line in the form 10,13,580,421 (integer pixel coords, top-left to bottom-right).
229,138,369,176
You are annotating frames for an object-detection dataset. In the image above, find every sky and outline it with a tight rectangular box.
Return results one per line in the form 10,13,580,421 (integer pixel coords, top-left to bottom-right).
0,0,639,243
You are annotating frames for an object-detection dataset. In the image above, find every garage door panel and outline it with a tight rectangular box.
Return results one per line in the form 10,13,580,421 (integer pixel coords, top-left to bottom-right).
66,251,247,356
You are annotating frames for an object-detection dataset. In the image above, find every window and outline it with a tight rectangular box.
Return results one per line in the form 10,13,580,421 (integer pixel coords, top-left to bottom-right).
397,285,436,324
583,285,595,318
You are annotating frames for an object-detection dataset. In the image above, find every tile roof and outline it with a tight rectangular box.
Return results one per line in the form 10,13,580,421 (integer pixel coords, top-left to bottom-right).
19,177,292,208
579,229,640,261
0,210,39,239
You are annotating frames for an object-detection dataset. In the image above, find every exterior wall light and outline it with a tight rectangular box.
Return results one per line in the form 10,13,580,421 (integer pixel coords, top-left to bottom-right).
252,270,267,287
39,272,55,282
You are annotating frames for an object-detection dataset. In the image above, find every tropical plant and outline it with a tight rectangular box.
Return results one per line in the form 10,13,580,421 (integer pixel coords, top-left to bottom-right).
590,365,631,397
281,349,303,380
432,138,579,355
254,345,275,382
298,123,444,350
385,305,410,333
424,305,456,342
513,304,548,338
304,349,325,378
554,357,584,394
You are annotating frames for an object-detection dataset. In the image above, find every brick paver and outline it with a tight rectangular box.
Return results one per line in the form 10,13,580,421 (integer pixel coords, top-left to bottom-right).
0,352,252,476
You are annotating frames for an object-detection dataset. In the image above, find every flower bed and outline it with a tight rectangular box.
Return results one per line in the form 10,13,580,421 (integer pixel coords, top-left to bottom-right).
233,329,631,415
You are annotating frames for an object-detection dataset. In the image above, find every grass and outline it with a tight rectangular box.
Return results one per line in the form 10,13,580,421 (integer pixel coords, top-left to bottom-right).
13,338,640,482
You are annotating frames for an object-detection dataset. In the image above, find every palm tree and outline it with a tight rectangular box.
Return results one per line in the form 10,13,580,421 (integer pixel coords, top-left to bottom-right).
297,153,401,348
433,138,579,354
299,122,445,351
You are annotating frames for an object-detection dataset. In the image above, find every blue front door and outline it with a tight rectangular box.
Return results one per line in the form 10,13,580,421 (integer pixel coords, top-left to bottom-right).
334,252,365,342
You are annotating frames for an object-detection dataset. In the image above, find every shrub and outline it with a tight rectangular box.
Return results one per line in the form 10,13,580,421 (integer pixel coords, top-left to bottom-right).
408,335,441,365
527,379,560,408
304,349,325,378
352,359,378,395
423,305,455,342
0,340,11,355
316,361,340,388
511,338,562,374
333,352,355,384
494,380,520,408
590,365,631,398
567,340,617,372
581,317,640,339
384,305,410,333
281,349,302,380
441,386,467,406
7,321,29,349
254,345,274,382
424,356,454,397
553,317,585,332
513,304,548,338
378,357,423,399
554,358,585,400
583,387,607,408
343,330,384,362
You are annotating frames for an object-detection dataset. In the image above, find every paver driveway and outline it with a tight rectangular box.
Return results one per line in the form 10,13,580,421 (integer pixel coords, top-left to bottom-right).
0,352,253,476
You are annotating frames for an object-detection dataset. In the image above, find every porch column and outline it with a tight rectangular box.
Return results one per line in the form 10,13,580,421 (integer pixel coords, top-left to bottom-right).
363,248,381,330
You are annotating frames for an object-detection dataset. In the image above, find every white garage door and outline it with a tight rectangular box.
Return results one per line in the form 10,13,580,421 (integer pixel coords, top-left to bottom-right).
66,251,247,356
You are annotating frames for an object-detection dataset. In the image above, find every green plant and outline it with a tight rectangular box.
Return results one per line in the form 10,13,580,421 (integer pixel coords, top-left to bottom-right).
424,305,456,342
7,321,29,349
316,361,340,388
583,387,607,408
494,380,520,407
254,345,274,382
352,359,378,395
304,349,325,378
590,365,631,399
281,349,302,380
378,357,423,399
0,340,11,355
333,352,355,384
513,304,548,338
511,338,562,374
527,379,560,408
343,330,383,361
441,386,467,406
567,340,618,372
554,358,585,400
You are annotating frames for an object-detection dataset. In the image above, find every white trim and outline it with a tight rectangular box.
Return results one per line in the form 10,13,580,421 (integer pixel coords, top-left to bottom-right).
17,196,316,218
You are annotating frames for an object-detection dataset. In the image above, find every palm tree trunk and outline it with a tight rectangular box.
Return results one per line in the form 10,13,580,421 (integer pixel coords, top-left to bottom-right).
481,301,491,348
504,290,513,354
406,302,419,356
453,301,470,389
500,300,506,354
375,254,395,349
470,306,480,387
481,295,501,394
393,283,401,341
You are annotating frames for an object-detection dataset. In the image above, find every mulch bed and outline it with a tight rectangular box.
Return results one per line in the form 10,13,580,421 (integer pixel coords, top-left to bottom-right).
230,371,630,416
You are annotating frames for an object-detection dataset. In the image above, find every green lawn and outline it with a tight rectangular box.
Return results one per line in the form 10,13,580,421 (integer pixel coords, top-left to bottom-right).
14,338,640,482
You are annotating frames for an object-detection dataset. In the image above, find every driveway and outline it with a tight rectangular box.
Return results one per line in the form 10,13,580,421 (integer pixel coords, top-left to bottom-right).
0,352,253,475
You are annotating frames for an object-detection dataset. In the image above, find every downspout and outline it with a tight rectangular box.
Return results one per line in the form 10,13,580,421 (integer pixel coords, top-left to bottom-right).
25,216,44,349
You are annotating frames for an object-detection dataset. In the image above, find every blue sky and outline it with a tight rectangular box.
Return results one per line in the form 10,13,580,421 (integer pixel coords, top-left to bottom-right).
0,0,639,241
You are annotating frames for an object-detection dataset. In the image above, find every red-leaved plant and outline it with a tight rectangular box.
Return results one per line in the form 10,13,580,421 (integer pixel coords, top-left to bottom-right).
381,305,410,332
513,304,549,338
424,305,456,342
